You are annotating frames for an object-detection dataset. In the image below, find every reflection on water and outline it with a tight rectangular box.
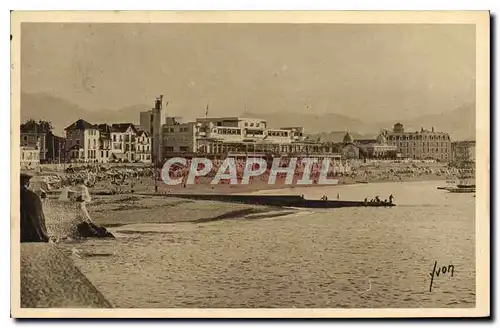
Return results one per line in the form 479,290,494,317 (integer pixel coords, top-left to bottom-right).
60,181,475,308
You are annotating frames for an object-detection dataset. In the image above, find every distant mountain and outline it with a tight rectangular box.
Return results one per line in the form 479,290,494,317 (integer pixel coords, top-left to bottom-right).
239,110,376,136
241,104,475,141
20,93,151,135
20,92,475,141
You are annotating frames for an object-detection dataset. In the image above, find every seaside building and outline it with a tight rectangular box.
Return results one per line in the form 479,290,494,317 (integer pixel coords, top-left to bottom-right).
340,133,360,159
96,123,152,163
451,140,476,163
65,119,152,163
139,111,154,134
339,132,398,159
109,123,139,162
64,119,100,163
385,123,452,161
20,125,66,164
20,146,40,168
136,129,152,163
96,124,113,163
161,116,339,159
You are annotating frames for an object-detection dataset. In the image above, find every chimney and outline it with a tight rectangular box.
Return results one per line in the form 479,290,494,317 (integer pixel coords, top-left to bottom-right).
432,127,434,132
421,127,423,132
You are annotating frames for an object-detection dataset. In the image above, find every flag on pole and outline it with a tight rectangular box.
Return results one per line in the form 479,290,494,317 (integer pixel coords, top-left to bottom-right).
205,103,209,117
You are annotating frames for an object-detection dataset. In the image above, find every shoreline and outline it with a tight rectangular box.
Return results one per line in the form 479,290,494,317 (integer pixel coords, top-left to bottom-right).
41,173,448,232
143,173,446,196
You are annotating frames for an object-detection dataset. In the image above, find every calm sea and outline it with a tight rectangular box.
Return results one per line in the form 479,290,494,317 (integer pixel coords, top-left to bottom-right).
63,180,475,308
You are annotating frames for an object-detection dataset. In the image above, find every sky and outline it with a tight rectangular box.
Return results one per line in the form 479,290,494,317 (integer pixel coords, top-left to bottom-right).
21,23,475,121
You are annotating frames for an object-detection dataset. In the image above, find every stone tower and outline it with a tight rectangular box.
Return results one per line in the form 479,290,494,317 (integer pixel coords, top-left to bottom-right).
152,95,163,168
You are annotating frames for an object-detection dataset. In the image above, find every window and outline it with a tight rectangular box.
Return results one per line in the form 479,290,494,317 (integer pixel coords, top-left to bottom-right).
179,146,189,152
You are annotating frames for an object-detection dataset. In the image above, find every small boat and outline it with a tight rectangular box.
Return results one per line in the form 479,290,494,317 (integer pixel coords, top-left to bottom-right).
446,186,476,193
446,177,476,194
439,170,475,193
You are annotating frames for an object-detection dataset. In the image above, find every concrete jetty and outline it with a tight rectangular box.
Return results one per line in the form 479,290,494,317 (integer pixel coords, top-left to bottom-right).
20,243,112,308
156,194,395,208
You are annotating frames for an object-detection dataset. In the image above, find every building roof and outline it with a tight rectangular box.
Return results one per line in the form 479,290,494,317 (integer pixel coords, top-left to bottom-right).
137,129,150,137
65,119,97,131
111,123,138,134
355,139,377,145
196,117,266,122
376,133,387,144
343,132,354,144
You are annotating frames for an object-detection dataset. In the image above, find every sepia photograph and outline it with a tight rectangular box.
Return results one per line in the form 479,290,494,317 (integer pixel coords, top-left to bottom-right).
10,11,490,318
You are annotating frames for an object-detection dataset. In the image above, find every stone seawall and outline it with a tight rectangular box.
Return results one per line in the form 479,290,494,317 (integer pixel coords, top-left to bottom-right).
20,243,112,308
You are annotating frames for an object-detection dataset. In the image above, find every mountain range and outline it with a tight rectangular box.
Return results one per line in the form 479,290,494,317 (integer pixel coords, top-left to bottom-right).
19,92,475,141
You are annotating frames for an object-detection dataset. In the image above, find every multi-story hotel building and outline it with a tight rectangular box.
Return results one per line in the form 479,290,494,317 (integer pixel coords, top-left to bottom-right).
385,123,452,161
162,116,339,159
65,119,101,163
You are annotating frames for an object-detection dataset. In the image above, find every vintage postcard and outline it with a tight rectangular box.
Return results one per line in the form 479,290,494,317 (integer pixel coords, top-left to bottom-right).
10,11,490,318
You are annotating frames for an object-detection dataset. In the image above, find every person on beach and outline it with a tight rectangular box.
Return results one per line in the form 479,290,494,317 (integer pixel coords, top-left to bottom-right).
20,173,50,243
389,194,394,204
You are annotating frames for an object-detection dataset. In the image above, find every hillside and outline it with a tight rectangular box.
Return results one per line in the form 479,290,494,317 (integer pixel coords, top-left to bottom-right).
20,93,150,135
20,92,476,141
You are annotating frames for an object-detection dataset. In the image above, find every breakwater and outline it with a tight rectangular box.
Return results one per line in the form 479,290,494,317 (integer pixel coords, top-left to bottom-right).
158,193,395,208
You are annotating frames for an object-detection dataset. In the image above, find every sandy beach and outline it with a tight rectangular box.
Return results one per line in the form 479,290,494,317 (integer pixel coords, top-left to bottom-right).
49,180,475,308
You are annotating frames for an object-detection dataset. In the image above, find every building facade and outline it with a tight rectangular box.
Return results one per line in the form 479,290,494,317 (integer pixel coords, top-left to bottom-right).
161,116,335,159
96,123,152,163
139,110,154,134
20,129,67,163
65,119,152,163
64,119,100,163
20,146,40,168
385,123,452,161
451,140,475,163
136,129,152,163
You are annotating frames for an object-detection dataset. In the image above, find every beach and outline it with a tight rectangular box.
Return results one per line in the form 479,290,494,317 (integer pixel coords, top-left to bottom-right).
35,161,476,308
49,180,475,308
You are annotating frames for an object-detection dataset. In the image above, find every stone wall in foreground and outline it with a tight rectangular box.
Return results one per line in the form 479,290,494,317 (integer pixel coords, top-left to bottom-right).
20,243,113,308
